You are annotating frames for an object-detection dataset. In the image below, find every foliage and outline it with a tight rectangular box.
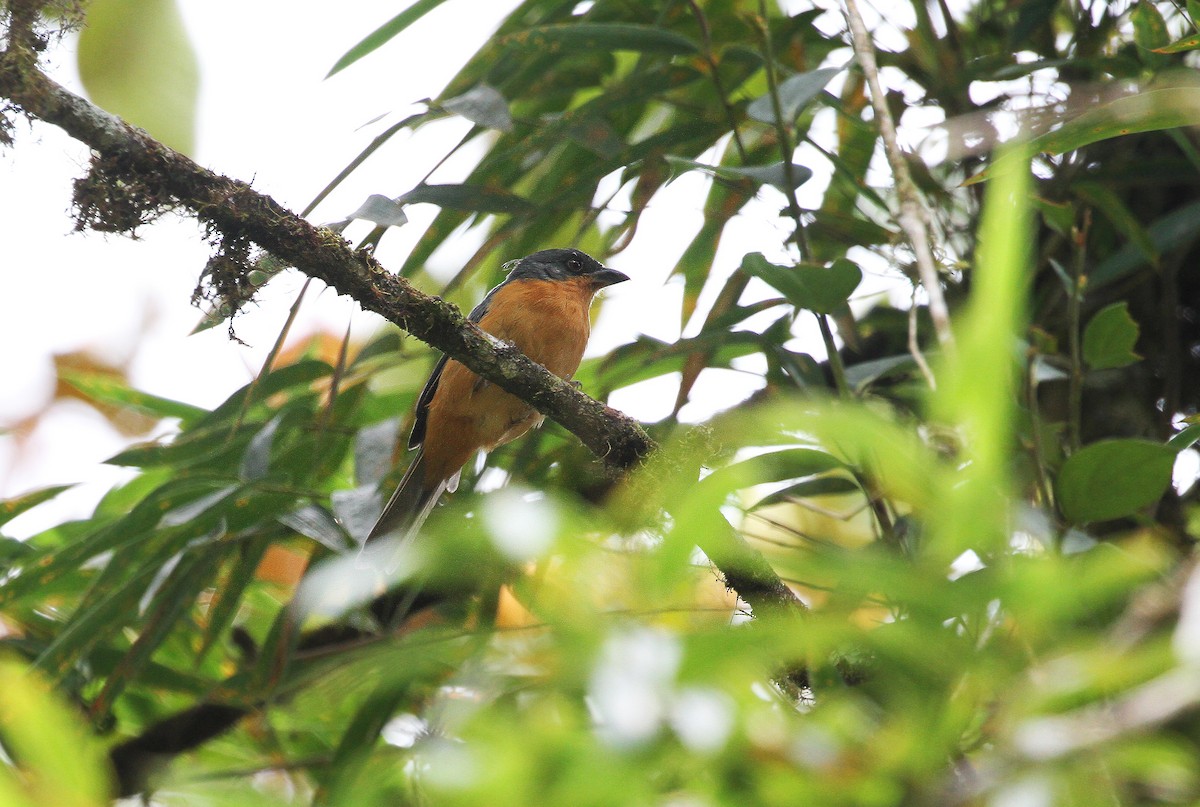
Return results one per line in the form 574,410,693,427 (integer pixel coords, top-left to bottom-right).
4,0,1200,805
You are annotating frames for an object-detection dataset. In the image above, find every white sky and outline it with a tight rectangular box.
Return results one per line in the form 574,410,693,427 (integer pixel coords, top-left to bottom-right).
0,1,909,538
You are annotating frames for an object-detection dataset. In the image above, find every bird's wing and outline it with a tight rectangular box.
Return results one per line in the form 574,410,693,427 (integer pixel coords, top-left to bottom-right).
406,281,506,450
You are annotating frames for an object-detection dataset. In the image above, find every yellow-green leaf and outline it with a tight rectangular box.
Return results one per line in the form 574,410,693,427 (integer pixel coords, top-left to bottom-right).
0,659,110,806
77,0,199,154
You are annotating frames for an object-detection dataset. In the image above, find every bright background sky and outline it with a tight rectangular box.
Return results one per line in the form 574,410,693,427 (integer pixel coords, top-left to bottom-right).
0,0,914,538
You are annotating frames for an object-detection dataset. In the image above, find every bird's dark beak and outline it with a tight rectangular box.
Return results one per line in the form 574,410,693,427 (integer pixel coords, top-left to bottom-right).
589,267,630,289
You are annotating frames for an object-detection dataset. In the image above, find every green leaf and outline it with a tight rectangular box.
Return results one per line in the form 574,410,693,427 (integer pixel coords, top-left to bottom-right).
397,183,535,215
1057,439,1176,523
1030,88,1200,156
326,0,454,77
60,370,208,425
666,156,814,192
0,485,71,529
1083,302,1141,370
198,359,332,429
1169,422,1200,450
499,23,700,56
740,253,861,314
89,542,224,721
931,147,1032,557
1132,1,1170,51
197,534,273,662
0,660,109,807
747,66,842,125
1151,32,1200,53
76,0,199,154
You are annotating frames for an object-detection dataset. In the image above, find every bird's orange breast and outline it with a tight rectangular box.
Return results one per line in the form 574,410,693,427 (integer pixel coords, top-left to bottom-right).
420,277,598,483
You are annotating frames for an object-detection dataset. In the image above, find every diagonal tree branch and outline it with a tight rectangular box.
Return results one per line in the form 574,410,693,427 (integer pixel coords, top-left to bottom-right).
0,32,810,621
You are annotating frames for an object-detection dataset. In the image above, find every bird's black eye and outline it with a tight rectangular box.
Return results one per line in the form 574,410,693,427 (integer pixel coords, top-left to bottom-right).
566,257,582,272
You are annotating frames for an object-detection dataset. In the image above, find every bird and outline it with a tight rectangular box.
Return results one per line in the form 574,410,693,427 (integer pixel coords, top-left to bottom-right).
365,248,629,549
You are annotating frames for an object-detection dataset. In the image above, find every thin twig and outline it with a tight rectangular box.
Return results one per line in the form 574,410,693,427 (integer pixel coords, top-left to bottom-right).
908,286,937,388
841,0,954,355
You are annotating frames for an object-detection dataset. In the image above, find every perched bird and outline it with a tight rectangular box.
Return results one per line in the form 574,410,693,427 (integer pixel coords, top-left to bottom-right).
366,248,629,547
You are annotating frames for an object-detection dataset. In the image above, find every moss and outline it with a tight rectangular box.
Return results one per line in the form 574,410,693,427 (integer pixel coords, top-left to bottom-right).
192,233,256,343
71,152,175,234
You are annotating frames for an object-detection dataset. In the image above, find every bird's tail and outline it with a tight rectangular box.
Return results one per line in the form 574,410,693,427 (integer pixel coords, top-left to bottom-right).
365,449,446,546
362,450,447,627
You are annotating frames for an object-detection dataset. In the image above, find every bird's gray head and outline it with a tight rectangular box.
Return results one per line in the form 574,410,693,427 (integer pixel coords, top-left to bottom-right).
504,248,629,288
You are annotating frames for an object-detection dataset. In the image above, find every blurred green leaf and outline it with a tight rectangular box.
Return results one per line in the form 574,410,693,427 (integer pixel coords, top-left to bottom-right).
76,0,198,154
1132,1,1170,51
0,485,71,529
60,370,207,425
931,146,1031,558
1083,302,1141,370
748,474,862,509
1031,88,1200,156
0,659,110,807
741,253,861,314
1057,439,1176,523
